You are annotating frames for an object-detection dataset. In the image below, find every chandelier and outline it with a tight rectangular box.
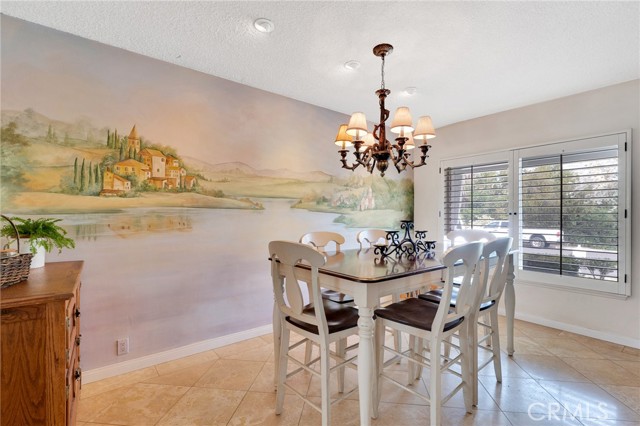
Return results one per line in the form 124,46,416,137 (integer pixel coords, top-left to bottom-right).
334,43,436,177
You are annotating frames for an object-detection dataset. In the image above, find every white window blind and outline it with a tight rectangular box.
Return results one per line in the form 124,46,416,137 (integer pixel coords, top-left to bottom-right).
443,161,509,234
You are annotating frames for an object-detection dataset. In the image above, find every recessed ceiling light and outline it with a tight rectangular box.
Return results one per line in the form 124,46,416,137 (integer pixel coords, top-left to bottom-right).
403,87,418,96
254,18,274,33
344,60,361,71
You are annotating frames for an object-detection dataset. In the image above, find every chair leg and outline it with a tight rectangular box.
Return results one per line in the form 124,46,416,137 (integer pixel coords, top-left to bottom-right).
458,326,473,414
490,309,503,382
391,293,402,358
320,342,331,426
275,327,290,415
273,302,281,387
336,339,346,393
429,338,443,426
304,340,313,366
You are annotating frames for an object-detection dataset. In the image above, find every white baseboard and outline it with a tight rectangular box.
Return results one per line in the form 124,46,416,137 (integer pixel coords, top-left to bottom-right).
83,324,273,384
498,308,640,349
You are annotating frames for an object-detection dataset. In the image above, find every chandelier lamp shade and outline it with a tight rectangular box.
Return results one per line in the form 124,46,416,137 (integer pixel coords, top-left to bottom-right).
334,43,436,177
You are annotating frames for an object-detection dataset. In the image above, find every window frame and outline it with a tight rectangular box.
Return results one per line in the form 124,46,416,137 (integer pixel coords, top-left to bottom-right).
439,130,631,297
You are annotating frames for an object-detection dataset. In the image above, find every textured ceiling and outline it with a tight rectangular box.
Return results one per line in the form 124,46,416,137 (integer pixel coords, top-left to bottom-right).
2,1,639,127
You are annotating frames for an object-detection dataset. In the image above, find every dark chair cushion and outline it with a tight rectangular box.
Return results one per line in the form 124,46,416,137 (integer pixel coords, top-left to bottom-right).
418,287,495,311
321,289,354,304
374,297,464,332
286,299,359,335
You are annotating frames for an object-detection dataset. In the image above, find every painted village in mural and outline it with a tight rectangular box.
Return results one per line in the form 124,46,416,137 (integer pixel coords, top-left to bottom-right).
1,108,413,232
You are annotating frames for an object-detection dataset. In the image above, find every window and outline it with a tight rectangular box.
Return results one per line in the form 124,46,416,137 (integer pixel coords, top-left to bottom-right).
441,131,630,296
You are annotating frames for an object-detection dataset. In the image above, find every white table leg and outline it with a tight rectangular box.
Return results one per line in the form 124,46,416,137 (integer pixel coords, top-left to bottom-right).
505,253,516,356
357,306,375,426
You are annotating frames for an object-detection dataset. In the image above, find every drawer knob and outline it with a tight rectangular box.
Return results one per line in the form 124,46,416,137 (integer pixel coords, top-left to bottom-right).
75,368,82,381
75,308,81,318
75,334,82,346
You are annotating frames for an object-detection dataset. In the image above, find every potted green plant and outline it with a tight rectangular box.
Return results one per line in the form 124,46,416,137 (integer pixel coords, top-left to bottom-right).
1,217,75,268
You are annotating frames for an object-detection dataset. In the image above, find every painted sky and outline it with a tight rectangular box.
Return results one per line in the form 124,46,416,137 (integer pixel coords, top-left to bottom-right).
1,15,355,174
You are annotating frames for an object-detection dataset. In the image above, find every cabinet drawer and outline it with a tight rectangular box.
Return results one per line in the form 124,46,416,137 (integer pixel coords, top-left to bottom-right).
66,347,81,426
65,288,80,352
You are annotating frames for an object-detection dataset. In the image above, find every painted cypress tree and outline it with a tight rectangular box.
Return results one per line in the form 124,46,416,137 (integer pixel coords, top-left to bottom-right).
95,164,100,186
80,159,86,192
73,157,78,185
88,161,93,188
107,129,111,147
119,144,124,161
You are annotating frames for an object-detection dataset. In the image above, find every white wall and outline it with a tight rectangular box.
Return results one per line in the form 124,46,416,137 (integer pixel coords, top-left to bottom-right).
415,80,640,347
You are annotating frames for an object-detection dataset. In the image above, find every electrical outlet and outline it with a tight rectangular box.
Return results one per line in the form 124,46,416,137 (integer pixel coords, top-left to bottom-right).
117,338,129,355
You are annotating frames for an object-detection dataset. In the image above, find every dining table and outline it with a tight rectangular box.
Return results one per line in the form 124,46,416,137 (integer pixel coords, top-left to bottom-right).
271,247,517,426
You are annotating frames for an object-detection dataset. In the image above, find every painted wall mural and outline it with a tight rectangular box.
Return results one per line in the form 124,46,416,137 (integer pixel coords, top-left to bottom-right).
1,16,413,370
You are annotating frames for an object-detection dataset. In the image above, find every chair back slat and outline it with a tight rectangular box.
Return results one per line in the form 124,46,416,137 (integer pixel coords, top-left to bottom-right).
269,240,327,331
300,231,345,253
482,237,513,303
436,241,484,331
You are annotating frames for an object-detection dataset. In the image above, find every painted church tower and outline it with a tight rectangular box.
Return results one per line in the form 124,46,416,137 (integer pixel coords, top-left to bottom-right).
127,125,141,154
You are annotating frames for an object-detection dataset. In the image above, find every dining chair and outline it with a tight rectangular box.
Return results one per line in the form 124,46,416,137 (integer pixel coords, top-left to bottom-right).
418,237,513,405
299,231,355,370
299,232,354,305
447,228,496,248
269,240,359,426
374,241,484,426
356,228,387,249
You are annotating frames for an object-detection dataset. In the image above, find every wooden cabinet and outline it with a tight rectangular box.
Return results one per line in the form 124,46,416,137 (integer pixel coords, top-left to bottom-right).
1,261,83,426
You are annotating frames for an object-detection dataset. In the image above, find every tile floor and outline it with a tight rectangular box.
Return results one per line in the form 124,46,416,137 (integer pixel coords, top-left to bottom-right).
78,317,640,425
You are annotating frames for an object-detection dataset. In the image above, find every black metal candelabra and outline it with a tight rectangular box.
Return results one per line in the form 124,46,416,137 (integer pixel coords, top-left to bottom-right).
373,220,436,262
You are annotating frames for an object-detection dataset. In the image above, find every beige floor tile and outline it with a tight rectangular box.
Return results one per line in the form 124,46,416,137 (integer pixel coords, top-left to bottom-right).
194,358,264,390
603,348,640,362
88,382,190,425
477,350,532,378
371,402,430,425
503,335,555,356
599,384,640,413
442,375,501,411
558,331,625,353
561,358,640,387
441,407,512,426
154,350,219,376
81,366,158,399
155,387,245,425
624,347,640,356
215,336,271,358
478,376,559,414
517,322,564,338
142,360,216,387
512,354,590,382
300,397,361,426
227,391,304,426
260,332,275,345
251,361,312,395
614,360,640,376
578,418,640,425
503,411,583,425
224,341,275,362
539,381,640,422
532,337,606,359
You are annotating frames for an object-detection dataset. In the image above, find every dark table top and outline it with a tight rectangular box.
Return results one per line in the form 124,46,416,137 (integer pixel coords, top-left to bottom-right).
303,248,446,283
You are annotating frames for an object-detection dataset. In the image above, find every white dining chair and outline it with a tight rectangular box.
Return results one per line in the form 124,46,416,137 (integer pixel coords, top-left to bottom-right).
447,228,496,248
269,240,359,426
356,229,387,249
419,237,513,405
374,241,484,426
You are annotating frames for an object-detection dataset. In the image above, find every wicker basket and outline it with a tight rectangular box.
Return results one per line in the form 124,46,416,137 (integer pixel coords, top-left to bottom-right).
1,215,32,288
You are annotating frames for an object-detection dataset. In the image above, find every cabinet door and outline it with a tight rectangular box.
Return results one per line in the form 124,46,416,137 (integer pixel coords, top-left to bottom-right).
1,305,47,425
